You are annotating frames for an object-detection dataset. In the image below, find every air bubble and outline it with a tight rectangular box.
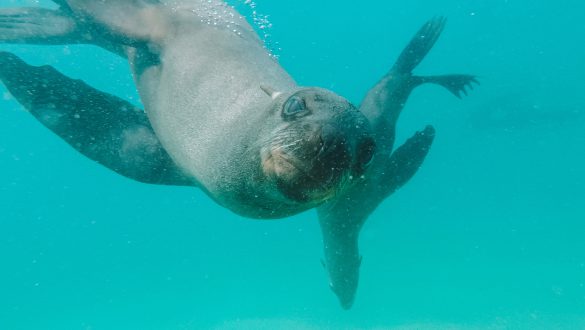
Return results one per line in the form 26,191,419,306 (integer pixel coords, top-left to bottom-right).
235,0,280,58
190,0,280,58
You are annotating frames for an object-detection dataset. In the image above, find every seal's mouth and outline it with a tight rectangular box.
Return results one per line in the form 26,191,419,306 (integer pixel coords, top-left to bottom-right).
261,136,351,204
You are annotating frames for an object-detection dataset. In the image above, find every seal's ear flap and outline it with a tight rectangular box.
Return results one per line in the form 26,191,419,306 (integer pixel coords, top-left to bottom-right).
260,85,282,100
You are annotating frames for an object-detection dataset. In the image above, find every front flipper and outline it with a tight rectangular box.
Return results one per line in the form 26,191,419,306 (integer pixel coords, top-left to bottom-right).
0,7,128,57
64,0,169,48
0,7,80,45
0,1,168,54
0,52,192,186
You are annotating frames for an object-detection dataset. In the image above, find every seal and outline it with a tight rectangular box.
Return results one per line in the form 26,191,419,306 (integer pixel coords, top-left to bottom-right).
0,0,376,219
0,1,477,309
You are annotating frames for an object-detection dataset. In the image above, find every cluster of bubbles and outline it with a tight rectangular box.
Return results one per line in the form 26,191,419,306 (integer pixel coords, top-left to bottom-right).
191,0,280,58
192,0,244,35
241,0,281,58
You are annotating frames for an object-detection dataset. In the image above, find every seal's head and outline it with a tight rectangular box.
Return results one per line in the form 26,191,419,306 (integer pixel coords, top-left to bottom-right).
257,87,375,208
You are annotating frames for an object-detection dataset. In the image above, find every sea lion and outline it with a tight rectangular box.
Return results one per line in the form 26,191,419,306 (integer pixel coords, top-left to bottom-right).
0,1,477,309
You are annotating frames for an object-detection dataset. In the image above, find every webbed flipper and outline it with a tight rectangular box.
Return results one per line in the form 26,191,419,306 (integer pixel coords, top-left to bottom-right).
64,0,168,48
0,0,168,55
0,6,128,56
391,16,447,75
360,17,478,153
0,51,192,186
0,7,80,45
382,125,436,194
416,74,480,99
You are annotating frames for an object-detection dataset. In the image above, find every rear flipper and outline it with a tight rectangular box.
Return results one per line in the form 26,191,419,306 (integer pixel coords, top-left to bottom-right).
0,51,192,186
392,16,447,74
391,16,480,97
360,17,477,154
392,16,480,96
415,74,480,99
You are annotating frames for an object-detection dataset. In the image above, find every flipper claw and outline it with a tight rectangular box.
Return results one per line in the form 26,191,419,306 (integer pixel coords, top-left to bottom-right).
421,74,480,99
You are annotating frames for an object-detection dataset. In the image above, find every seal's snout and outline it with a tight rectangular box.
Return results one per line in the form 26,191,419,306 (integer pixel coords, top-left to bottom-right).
269,126,352,203
272,124,375,204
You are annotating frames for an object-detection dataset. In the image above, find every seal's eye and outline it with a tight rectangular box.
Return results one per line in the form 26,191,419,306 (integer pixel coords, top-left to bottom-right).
282,96,307,118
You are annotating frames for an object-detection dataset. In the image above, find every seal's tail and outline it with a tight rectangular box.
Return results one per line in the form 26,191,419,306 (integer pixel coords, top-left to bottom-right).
391,16,447,74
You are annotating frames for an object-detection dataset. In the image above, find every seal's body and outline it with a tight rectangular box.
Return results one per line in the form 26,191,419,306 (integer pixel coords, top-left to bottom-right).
132,4,299,216
0,0,376,218
0,1,477,309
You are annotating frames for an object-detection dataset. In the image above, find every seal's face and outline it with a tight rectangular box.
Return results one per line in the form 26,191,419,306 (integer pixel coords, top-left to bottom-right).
259,88,375,206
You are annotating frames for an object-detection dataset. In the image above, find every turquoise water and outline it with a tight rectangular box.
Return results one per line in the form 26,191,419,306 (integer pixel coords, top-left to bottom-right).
1,0,584,329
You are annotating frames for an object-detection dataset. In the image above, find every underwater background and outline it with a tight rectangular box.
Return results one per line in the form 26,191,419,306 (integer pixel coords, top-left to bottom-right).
1,0,584,329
